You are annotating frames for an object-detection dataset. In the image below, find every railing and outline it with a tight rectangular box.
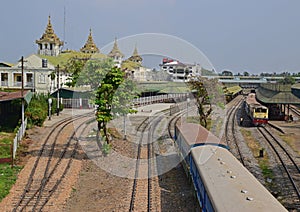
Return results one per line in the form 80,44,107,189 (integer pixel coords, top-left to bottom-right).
13,82,22,87
0,81,8,86
25,82,34,87
13,118,27,159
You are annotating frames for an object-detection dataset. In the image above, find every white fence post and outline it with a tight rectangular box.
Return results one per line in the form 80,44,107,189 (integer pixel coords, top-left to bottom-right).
13,118,27,159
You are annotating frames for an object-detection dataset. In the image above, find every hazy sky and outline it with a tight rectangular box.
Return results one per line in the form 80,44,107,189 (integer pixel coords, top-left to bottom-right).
0,0,300,74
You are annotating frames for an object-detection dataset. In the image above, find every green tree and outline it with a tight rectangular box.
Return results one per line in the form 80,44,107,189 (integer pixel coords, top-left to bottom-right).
279,76,295,85
243,71,249,76
221,70,233,76
187,77,212,128
65,57,138,145
94,66,125,144
187,76,225,128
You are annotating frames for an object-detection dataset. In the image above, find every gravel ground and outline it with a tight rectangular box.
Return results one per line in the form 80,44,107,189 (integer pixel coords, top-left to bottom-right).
0,108,197,211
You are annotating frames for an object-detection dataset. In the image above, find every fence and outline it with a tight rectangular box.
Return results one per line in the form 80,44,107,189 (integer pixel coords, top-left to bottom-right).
62,98,91,109
13,118,27,159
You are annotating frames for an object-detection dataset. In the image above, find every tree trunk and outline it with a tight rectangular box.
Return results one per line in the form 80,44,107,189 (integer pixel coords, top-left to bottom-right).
103,122,110,144
96,121,102,150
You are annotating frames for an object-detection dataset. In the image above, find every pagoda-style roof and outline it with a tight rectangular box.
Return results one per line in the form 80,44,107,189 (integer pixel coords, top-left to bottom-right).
108,38,124,58
36,16,63,46
80,29,100,54
128,45,142,63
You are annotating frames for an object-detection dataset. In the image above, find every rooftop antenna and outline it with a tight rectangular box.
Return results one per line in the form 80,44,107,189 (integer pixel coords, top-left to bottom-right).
63,6,67,49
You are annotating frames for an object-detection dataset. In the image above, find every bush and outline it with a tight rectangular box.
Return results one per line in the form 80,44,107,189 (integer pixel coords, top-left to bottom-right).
25,94,48,127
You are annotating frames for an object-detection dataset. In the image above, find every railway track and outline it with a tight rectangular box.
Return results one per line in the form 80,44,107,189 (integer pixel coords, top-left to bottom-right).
129,106,185,211
224,96,245,165
12,112,94,212
257,126,300,210
290,105,300,119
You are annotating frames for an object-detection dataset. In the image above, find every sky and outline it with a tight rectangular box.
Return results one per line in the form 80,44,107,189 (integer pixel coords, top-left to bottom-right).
0,0,300,74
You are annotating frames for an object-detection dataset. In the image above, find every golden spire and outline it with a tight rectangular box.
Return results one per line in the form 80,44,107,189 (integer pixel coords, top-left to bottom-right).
108,37,124,58
133,44,139,56
80,28,100,54
36,15,63,46
128,44,142,63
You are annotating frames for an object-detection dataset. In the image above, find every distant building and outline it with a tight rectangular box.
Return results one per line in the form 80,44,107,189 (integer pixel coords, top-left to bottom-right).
1,15,156,93
36,16,64,56
0,54,71,93
80,29,100,54
108,38,124,68
121,45,151,81
128,46,143,64
159,58,202,82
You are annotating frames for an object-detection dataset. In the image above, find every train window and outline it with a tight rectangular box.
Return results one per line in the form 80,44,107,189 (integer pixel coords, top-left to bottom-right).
255,108,267,113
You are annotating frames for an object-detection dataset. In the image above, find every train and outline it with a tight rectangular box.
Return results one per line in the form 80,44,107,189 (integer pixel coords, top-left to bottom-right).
244,92,268,126
174,121,286,211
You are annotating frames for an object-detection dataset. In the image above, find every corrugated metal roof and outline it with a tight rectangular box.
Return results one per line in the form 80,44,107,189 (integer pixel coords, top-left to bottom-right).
0,90,31,102
256,86,300,104
292,83,300,89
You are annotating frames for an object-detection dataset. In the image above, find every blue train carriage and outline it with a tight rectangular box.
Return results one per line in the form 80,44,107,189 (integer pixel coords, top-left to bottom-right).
174,122,228,176
245,93,268,126
190,145,287,212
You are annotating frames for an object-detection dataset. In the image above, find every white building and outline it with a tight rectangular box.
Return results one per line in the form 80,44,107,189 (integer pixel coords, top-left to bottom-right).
133,66,152,82
0,54,70,93
160,58,202,82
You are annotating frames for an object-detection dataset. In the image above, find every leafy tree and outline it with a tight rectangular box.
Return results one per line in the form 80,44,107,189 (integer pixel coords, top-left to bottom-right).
65,57,138,145
279,76,295,85
243,71,249,76
221,70,233,76
187,76,225,128
94,66,125,144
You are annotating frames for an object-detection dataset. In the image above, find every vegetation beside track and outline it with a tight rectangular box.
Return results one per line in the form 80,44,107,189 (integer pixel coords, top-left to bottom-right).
0,132,23,202
279,133,300,156
240,129,274,186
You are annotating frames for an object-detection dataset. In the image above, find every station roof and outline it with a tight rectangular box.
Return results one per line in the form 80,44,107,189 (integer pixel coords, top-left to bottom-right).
0,90,32,103
219,78,267,84
50,87,91,99
224,85,242,95
256,84,300,104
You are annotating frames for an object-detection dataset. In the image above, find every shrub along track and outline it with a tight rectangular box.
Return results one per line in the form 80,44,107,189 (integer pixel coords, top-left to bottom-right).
12,112,94,212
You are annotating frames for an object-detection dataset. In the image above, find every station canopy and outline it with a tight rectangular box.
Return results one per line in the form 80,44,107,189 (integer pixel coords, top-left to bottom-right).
224,85,242,95
256,84,300,104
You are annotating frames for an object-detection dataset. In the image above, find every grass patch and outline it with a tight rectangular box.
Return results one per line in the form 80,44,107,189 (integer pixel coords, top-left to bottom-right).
279,133,300,156
108,128,122,140
240,129,274,185
0,132,14,159
0,164,23,201
0,132,24,201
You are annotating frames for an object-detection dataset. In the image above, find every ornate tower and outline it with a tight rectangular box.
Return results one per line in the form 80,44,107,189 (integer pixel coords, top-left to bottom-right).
80,29,100,54
128,45,142,64
36,16,63,56
108,38,124,67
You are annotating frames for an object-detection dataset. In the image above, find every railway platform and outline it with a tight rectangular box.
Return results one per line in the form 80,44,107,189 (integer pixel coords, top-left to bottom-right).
43,109,93,127
269,119,300,133
133,103,174,116
43,104,175,128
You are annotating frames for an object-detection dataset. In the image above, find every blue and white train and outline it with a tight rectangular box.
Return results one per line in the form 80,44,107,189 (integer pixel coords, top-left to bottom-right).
174,122,286,212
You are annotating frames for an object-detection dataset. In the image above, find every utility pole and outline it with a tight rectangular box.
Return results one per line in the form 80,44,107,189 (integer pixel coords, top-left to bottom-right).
56,64,60,116
21,56,25,136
